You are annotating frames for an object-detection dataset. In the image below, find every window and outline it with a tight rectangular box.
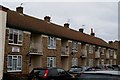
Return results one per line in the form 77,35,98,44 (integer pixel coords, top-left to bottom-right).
101,48,104,55
7,55,22,72
8,28,23,45
72,58,78,66
47,57,56,67
97,60,100,66
72,41,78,52
110,60,112,65
88,59,93,67
89,45,93,54
101,59,104,65
110,50,113,56
48,36,56,49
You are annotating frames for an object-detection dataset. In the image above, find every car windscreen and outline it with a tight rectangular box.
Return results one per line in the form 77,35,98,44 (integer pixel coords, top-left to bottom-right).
69,68,82,72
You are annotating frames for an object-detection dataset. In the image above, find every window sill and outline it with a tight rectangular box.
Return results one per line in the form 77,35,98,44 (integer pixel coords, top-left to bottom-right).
8,43,22,46
7,70,22,72
48,47,56,50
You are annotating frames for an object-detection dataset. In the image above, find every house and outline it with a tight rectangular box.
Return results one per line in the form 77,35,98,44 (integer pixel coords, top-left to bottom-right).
108,41,120,65
0,5,118,79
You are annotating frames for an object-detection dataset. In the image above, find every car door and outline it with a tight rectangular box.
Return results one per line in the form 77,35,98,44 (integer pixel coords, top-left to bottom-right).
48,68,58,80
57,68,72,80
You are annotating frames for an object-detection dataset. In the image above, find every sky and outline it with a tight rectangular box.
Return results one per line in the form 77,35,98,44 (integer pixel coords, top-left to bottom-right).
1,0,119,42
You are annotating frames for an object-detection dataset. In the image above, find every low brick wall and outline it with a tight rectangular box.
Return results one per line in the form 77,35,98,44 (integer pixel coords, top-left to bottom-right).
3,73,28,80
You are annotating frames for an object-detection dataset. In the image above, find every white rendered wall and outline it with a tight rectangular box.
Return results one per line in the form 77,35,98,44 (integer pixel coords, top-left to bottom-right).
0,10,7,80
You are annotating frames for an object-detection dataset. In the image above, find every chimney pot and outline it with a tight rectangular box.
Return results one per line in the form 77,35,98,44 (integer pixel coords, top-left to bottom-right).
64,23,69,28
90,28,95,36
109,41,113,44
79,28,84,33
16,6,23,14
44,16,51,22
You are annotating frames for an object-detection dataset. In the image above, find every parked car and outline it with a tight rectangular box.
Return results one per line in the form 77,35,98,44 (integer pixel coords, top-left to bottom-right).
97,65,114,71
112,65,120,71
68,66,89,78
85,66,102,71
77,71,120,80
105,65,114,70
28,67,73,80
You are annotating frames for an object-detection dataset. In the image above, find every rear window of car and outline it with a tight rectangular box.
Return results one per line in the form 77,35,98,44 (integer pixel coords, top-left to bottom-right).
33,69,46,76
69,68,82,72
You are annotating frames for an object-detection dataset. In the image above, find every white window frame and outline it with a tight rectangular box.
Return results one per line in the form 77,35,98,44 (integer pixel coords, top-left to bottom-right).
8,28,23,45
101,59,104,65
88,59,93,67
110,50,113,56
89,45,93,54
101,48,104,55
72,58,78,66
7,55,22,72
47,57,56,67
48,36,56,49
72,41,78,52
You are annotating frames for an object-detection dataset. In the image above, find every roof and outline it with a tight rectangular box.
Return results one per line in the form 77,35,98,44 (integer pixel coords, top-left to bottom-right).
0,5,9,12
5,7,116,49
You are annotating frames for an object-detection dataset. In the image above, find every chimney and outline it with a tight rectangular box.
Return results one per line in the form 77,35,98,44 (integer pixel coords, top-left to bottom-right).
64,23,69,28
90,28,95,36
16,6,23,14
109,41,113,44
79,28,84,33
44,16,51,22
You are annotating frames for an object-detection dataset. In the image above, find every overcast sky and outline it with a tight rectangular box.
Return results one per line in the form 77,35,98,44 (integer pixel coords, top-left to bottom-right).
1,0,119,42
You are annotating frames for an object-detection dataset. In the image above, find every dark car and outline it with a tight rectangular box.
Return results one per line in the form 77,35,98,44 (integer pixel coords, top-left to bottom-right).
85,66,102,71
77,71,120,80
69,66,83,73
112,65,120,71
28,67,73,80
68,66,89,78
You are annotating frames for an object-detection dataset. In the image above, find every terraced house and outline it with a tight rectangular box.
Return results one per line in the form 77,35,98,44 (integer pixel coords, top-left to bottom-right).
0,5,118,79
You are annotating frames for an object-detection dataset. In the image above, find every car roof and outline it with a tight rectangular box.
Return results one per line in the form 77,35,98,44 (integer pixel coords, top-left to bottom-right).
83,71,120,75
33,67,63,70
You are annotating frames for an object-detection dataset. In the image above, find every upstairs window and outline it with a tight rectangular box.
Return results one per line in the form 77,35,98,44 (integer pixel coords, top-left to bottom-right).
89,45,93,54
110,50,113,56
48,36,56,49
8,28,23,45
101,48,105,55
72,41,78,52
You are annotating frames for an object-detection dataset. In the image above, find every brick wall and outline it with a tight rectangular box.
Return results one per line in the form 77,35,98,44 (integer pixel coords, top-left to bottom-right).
4,29,31,79
42,36,62,67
